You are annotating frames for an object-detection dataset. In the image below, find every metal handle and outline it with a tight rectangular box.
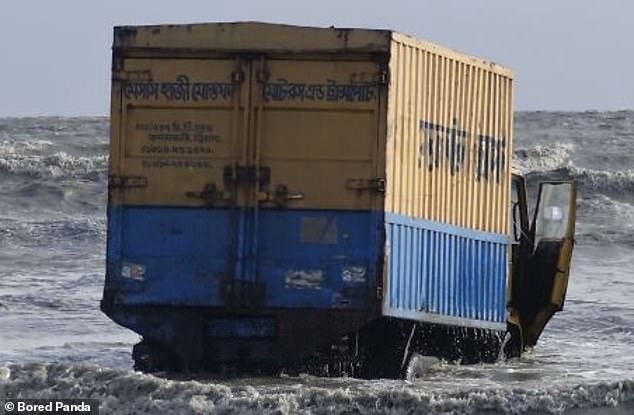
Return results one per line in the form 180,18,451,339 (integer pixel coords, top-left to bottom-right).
346,178,386,193
259,184,304,207
186,183,232,205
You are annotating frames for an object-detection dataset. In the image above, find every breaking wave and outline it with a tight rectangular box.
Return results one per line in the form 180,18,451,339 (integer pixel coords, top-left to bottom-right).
525,165,634,196
0,217,106,247
513,143,574,175
0,151,107,180
0,139,54,152
1,364,633,414
568,166,634,193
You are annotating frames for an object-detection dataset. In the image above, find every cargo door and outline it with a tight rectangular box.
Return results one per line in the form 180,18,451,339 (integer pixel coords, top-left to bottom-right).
109,57,249,306
248,58,384,309
520,181,577,346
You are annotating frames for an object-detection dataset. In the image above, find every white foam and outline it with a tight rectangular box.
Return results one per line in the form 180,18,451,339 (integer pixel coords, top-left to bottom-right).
569,166,634,192
1,363,632,414
0,151,107,178
513,142,575,174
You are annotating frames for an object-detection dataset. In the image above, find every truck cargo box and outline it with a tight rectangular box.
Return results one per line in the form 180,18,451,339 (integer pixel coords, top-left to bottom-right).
103,22,518,373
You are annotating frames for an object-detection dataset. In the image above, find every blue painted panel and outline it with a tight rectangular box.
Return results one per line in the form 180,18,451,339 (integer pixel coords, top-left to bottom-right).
106,206,381,310
106,206,234,305
256,209,382,309
383,213,509,328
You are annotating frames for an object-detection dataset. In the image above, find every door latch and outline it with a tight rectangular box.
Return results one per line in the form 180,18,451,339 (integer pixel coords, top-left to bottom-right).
186,183,232,205
346,178,386,193
259,184,304,207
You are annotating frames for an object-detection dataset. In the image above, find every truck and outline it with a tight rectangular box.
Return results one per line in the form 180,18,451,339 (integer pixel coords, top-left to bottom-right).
101,22,576,379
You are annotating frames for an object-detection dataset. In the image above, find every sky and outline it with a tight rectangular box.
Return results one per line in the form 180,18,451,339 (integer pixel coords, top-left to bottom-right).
0,0,632,116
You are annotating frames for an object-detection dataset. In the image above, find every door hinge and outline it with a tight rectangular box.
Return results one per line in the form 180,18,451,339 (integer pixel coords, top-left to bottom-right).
231,70,246,84
108,175,148,189
378,69,389,85
256,69,270,84
346,178,386,193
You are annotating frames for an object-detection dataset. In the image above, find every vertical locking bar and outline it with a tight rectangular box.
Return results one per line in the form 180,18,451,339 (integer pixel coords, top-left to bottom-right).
249,56,267,284
233,57,250,291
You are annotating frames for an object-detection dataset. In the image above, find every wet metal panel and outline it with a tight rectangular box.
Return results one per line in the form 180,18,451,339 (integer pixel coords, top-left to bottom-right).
107,206,381,310
382,212,508,330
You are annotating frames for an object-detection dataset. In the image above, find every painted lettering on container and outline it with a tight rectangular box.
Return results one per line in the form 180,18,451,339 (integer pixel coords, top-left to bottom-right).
418,119,506,183
263,79,377,103
123,75,233,102
134,121,220,157
141,160,213,169
475,134,506,183
418,119,467,175
140,145,214,155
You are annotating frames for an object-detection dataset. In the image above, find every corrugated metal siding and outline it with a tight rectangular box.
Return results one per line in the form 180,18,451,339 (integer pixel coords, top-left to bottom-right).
381,33,512,329
383,213,507,329
385,34,513,235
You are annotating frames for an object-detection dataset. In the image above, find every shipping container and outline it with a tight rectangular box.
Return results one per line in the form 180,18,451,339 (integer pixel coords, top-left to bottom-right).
102,22,576,377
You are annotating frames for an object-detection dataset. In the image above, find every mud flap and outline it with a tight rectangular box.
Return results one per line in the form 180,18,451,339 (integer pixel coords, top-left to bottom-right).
517,182,577,347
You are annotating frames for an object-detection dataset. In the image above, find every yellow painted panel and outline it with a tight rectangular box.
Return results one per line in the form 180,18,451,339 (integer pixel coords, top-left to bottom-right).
261,59,380,110
262,160,375,211
110,57,246,206
124,107,234,160
260,109,374,161
256,59,381,211
120,58,236,107
386,37,513,235
119,107,239,206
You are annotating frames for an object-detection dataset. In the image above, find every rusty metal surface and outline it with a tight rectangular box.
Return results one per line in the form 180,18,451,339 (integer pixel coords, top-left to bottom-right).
113,22,392,54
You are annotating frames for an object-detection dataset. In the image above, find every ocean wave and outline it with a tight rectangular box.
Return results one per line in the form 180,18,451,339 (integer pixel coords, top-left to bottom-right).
0,151,107,179
0,139,54,153
0,217,105,246
568,166,634,193
578,195,634,235
525,165,634,195
1,363,633,414
513,143,575,174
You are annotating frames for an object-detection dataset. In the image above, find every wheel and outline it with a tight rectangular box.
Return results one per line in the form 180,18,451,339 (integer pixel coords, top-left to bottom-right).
403,353,440,381
132,338,183,372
